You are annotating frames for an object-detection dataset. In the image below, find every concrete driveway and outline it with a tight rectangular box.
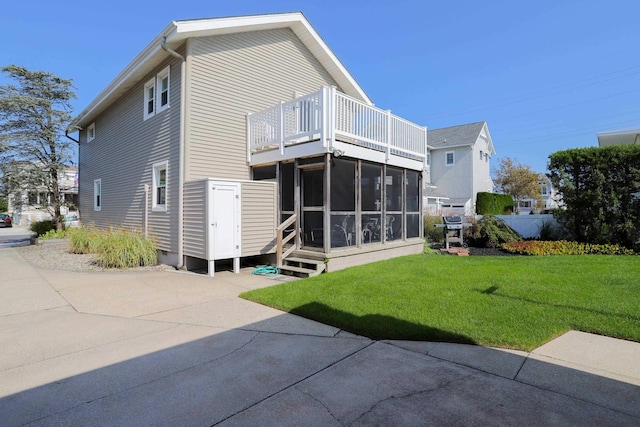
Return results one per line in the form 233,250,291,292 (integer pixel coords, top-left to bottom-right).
0,247,638,426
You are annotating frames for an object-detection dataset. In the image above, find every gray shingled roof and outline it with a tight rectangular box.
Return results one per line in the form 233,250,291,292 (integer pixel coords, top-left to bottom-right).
428,121,486,149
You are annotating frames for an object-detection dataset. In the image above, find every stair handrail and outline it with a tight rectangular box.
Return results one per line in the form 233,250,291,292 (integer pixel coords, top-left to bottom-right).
276,214,298,267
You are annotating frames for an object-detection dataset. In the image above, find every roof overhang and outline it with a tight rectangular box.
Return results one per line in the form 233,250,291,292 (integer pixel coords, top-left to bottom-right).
75,12,370,128
597,128,640,147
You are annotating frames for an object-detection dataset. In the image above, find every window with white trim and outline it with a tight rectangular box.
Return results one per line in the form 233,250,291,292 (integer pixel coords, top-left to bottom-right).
152,161,168,211
144,78,156,120
541,185,548,195
479,150,483,160
157,67,170,112
87,122,96,142
445,151,455,166
94,179,101,211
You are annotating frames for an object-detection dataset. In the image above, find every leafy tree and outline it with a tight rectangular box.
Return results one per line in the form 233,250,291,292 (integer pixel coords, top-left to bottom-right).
493,157,544,213
0,65,76,230
548,145,640,248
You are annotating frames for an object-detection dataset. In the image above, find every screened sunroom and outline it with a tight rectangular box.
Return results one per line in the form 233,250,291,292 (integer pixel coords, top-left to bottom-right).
252,155,422,254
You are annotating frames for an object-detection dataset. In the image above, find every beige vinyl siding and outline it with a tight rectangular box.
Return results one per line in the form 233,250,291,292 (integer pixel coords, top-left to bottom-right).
183,179,207,259
186,28,341,181
241,181,277,256
183,179,276,260
78,48,184,252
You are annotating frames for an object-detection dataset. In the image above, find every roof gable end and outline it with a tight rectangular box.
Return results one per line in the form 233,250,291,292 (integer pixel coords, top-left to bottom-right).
76,12,370,128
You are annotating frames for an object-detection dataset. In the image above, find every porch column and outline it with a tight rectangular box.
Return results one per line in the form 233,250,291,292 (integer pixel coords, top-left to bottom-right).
323,153,331,253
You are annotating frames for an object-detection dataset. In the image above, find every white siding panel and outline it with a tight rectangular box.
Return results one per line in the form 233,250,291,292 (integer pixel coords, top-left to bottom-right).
183,180,207,259
187,28,341,182
241,181,277,256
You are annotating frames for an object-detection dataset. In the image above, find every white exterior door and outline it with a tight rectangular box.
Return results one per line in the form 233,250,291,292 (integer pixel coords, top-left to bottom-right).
208,181,241,261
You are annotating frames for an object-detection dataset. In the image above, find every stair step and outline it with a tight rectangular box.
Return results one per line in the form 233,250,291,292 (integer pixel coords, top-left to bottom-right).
278,264,324,278
284,257,325,267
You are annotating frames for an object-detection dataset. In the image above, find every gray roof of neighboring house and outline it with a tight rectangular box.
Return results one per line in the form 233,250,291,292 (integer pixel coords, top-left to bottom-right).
428,121,486,149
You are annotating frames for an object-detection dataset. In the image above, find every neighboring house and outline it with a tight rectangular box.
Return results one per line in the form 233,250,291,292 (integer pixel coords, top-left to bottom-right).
74,13,427,276
424,122,495,215
597,128,640,147
5,163,78,226
517,177,560,215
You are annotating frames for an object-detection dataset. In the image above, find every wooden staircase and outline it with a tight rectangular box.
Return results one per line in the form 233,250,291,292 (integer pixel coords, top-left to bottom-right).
278,253,326,278
276,214,326,278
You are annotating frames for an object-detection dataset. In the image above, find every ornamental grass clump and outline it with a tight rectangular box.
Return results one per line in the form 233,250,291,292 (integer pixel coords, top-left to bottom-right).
502,240,635,256
95,228,157,268
68,227,102,254
67,226,158,268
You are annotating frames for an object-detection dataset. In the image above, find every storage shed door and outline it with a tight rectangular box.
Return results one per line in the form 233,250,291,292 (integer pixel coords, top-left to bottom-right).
208,182,241,260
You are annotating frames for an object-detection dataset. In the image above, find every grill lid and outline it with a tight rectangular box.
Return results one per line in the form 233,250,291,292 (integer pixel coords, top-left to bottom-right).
443,215,463,224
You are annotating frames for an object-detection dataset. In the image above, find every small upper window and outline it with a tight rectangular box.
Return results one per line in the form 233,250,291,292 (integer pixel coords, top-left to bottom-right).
94,179,102,211
445,151,455,166
87,123,96,142
479,150,483,160
152,161,168,211
144,78,155,120
541,185,548,195
157,67,170,112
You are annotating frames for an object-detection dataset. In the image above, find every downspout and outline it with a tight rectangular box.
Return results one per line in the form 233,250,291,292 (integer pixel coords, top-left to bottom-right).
65,126,81,224
161,37,187,269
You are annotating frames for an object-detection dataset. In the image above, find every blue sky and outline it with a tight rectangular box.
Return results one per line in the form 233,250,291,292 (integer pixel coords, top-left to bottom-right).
3,0,639,173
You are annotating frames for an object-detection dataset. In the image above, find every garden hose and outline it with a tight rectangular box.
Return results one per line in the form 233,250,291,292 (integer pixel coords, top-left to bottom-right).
252,265,280,278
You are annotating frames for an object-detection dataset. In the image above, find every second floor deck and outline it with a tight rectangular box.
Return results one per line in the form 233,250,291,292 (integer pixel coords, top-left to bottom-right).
247,86,429,171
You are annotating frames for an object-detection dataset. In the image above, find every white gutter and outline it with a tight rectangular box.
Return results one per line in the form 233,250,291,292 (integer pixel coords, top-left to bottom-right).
161,38,187,270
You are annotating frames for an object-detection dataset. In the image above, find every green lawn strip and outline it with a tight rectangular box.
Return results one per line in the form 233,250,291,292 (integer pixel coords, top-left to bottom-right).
241,255,640,351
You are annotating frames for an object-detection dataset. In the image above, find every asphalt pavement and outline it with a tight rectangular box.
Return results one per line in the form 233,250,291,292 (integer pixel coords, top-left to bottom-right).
0,225,35,248
0,246,638,426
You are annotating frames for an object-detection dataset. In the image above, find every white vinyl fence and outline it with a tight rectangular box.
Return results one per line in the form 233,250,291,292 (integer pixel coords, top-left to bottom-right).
494,214,559,239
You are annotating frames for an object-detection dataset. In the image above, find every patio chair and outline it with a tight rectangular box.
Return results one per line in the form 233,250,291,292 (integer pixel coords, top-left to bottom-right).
385,215,395,240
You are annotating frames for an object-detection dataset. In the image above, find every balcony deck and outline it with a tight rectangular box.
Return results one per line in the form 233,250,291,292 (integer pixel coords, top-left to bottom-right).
247,87,428,170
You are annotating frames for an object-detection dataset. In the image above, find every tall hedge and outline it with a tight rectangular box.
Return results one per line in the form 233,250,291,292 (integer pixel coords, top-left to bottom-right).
548,144,640,249
476,192,514,215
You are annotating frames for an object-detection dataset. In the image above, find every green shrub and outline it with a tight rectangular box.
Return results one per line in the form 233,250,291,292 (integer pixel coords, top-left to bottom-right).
40,229,66,240
502,240,636,256
30,220,56,236
538,220,564,241
95,228,157,268
476,192,514,215
423,215,444,244
467,216,521,248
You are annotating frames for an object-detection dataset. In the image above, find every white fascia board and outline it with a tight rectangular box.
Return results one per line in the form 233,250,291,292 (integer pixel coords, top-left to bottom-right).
481,123,497,155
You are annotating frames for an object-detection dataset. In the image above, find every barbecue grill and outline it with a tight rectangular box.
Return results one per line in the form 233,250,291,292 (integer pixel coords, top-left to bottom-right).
441,215,465,249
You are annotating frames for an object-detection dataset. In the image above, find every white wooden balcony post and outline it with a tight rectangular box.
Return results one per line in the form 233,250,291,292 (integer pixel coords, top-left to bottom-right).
246,113,251,163
321,86,327,148
329,86,336,150
279,101,285,155
423,126,428,168
386,109,392,162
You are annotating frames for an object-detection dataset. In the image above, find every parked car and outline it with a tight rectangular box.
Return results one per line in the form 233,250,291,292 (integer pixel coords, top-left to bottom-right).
0,213,12,228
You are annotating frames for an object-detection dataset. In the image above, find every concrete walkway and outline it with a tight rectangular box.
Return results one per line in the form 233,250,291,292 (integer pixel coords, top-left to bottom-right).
0,247,638,426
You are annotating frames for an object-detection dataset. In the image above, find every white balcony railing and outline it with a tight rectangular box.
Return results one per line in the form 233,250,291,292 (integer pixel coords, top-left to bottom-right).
247,87,427,163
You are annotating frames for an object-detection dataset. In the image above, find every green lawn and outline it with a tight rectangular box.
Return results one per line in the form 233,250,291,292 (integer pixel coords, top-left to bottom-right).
241,254,640,351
